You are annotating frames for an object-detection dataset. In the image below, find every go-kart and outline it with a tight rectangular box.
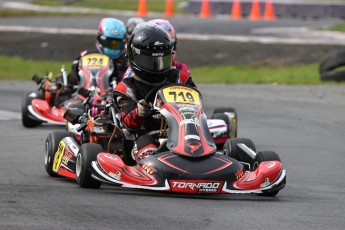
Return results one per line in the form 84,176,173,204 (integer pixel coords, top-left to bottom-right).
45,84,286,196
22,53,115,127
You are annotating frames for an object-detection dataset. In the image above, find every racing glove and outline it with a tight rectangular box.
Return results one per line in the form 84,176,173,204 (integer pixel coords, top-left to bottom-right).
137,99,152,117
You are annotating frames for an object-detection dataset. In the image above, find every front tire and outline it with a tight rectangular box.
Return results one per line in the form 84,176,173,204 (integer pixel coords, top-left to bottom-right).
223,138,256,169
45,131,77,177
76,143,103,189
22,92,43,127
254,151,282,197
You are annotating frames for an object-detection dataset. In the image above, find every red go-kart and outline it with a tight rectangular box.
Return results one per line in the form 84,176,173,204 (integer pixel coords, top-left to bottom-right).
22,53,115,127
45,84,286,196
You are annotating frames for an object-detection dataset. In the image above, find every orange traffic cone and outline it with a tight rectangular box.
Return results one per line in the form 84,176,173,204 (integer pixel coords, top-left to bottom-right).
199,0,211,18
264,0,276,21
231,0,242,20
137,0,148,17
165,0,174,17
249,0,261,21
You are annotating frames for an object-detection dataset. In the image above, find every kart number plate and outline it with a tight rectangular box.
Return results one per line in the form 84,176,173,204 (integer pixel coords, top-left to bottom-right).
81,54,109,67
53,141,66,173
162,86,201,105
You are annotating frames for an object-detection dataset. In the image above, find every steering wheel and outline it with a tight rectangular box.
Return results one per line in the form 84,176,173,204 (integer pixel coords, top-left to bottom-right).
144,85,162,103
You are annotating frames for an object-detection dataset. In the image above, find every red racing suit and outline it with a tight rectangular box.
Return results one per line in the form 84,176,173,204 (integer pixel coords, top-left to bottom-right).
172,60,190,74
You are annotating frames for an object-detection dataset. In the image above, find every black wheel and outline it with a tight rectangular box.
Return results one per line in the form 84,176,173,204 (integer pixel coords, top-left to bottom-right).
45,131,77,177
320,70,345,81
76,143,103,189
213,107,236,114
319,49,345,73
254,151,281,165
223,138,256,167
254,151,282,197
21,92,43,127
319,49,345,81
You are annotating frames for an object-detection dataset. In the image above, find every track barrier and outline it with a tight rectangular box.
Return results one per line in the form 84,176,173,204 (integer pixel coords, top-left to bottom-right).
249,0,261,20
231,0,242,20
165,0,175,17
136,0,148,17
263,0,276,21
199,0,211,18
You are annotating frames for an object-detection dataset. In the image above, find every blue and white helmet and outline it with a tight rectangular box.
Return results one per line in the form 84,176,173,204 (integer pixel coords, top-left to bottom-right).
96,18,126,59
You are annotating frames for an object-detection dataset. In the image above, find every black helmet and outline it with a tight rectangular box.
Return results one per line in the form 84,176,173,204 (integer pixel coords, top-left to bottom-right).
127,22,173,85
126,17,145,37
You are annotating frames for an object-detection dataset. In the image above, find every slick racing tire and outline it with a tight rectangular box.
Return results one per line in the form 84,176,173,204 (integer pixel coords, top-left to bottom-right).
76,143,103,189
45,131,77,177
213,107,236,114
223,138,256,169
21,92,43,128
254,151,282,197
319,49,345,81
254,151,281,165
212,107,237,138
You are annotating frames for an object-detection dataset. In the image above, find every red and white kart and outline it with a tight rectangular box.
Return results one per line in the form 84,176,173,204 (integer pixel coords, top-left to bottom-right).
45,84,286,196
22,53,115,127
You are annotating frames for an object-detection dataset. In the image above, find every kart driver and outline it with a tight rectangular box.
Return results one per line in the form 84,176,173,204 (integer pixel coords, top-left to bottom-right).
114,22,196,162
34,17,128,106
123,19,190,78
125,17,145,39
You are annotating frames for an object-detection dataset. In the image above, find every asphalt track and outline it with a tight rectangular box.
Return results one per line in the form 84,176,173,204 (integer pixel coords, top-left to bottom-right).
1,81,345,229
1,4,345,229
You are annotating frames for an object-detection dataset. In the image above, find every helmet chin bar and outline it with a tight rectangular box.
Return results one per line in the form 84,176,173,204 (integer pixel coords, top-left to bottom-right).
130,61,170,86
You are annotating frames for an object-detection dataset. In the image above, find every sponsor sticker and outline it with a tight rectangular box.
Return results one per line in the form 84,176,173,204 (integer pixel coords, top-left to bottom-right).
170,180,223,193
260,178,271,188
52,141,66,173
142,162,157,175
235,168,244,180
185,135,200,141
68,143,79,157
109,171,121,181
104,154,117,160
266,162,276,168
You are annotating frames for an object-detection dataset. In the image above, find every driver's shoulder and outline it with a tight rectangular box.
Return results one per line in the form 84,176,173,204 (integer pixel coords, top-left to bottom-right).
114,78,136,98
167,69,191,84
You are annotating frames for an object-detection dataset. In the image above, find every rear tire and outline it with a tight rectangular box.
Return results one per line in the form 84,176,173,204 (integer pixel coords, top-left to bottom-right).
319,49,345,81
213,107,236,114
223,138,256,168
76,143,103,189
254,151,282,197
22,92,43,127
45,131,77,177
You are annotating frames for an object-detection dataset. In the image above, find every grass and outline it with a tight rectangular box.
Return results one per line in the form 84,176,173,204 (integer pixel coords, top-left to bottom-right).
0,56,70,81
0,9,83,17
192,64,322,84
330,22,345,33
33,0,188,13
0,55,327,84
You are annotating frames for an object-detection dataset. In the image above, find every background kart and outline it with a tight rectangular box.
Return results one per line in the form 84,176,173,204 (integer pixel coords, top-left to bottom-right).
22,53,115,127
45,84,286,196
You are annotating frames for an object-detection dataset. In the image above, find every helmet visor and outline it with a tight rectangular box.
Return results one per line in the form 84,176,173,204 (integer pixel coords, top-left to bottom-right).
132,49,172,72
99,36,125,50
